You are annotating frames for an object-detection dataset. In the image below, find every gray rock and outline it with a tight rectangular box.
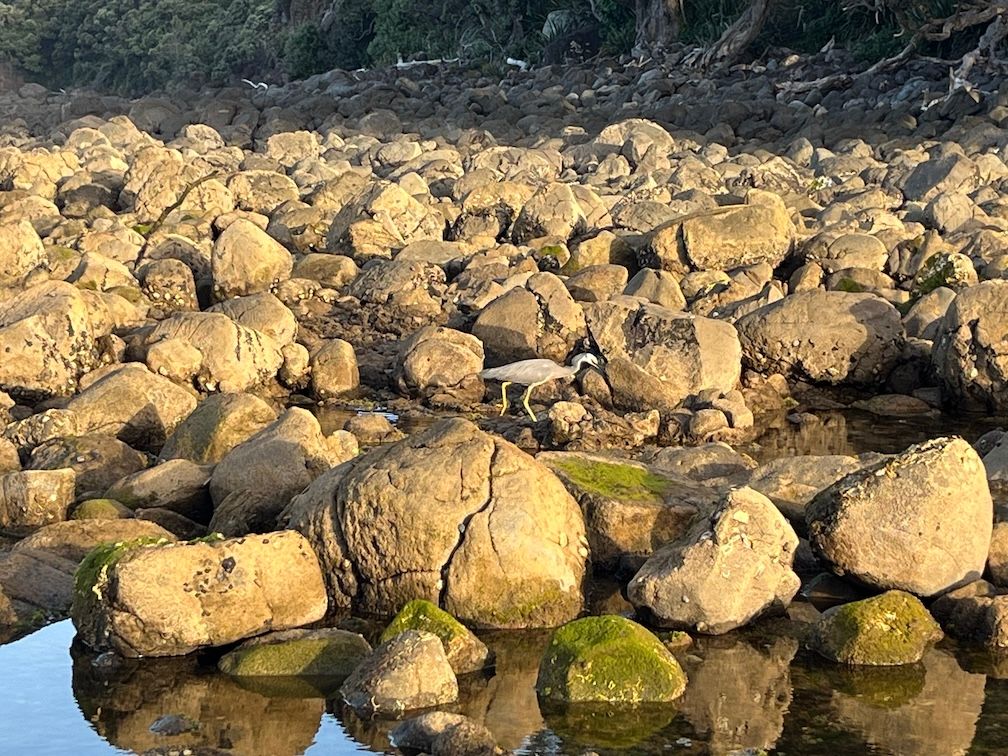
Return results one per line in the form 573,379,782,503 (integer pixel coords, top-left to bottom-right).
930,580,1008,649
736,291,903,386
933,281,1008,410
210,408,356,536
72,530,328,657
473,272,586,366
390,712,503,756
211,218,294,301
339,630,458,716
65,363,197,451
0,469,76,536
806,437,992,597
628,487,800,634
623,268,686,310
310,339,359,399
396,326,485,406
282,418,587,628
584,299,741,411
28,433,146,497
160,392,278,465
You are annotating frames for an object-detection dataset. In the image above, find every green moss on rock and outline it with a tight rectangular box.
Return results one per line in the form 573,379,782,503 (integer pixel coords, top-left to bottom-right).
381,599,491,673
536,615,687,704
74,537,170,599
218,629,371,678
810,590,943,666
549,457,670,504
71,499,134,521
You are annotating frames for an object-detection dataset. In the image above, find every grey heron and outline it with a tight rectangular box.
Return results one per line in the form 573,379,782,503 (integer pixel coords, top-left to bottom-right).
479,352,603,422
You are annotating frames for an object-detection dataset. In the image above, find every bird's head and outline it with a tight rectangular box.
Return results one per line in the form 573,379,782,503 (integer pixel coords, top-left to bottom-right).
571,352,603,373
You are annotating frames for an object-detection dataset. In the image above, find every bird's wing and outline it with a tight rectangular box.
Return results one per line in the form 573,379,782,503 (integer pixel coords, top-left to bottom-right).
479,359,560,382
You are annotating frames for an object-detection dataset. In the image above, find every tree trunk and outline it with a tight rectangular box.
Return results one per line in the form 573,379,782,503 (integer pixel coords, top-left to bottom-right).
700,0,772,68
633,0,682,50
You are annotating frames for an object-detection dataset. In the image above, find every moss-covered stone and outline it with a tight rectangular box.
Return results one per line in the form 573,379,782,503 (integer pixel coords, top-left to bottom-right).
547,457,670,504
73,536,171,601
381,599,492,674
71,499,134,521
536,615,687,704
218,628,371,679
810,590,943,666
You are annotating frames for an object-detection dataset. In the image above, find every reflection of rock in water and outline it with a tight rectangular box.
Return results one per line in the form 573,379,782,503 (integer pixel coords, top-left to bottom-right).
543,702,676,750
335,631,550,753
678,633,798,753
71,642,324,754
828,648,985,755
456,631,550,752
751,411,855,461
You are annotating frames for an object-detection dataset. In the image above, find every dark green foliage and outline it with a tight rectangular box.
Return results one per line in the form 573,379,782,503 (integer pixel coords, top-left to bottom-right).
0,0,277,94
0,0,993,92
283,23,340,78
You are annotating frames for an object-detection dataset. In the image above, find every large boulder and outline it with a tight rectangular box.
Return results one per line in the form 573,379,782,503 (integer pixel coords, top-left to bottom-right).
282,418,588,629
583,299,741,411
209,408,357,536
806,437,991,597
396,326,485,406
160,392,278,464
536,615,687,704
139,312,284,393
65,364,197,451
932,281,1008,409
211,218,294,301
736,291,903,385
71,531,328,657
472,273,587,366
628,487,800,634
0,281,114,399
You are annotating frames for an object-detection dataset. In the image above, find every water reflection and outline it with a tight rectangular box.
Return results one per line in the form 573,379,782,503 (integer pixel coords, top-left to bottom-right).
748,408,1006,463
3,619,1008,754
678,634,798,753
71,643,326,755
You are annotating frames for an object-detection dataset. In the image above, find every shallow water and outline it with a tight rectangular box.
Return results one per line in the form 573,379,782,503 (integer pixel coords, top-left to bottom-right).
3,406,1008,755
7,616,1008,755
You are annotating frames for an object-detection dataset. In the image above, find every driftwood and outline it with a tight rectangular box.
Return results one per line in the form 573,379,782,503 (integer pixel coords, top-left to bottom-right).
778,1,1008,97
135,171,221,265
696,0,772,69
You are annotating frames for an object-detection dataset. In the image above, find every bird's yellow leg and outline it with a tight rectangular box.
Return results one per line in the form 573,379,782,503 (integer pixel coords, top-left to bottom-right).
499,381,511,416
521,380,548,422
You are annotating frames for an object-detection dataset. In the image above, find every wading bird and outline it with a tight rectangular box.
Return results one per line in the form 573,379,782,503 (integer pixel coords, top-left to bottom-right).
479,352,603,422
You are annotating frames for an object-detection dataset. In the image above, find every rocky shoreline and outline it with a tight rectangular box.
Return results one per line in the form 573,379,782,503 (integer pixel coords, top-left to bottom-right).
2,46,1008,753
